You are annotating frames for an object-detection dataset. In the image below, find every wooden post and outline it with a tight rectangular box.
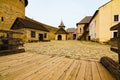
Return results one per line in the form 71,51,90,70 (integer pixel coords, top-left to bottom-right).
118,29,120,64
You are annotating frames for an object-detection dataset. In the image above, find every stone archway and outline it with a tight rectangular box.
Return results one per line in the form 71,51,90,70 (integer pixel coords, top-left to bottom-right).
58,35,62,40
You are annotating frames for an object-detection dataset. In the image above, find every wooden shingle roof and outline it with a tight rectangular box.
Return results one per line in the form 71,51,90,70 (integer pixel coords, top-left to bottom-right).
66,28,76,33
77,16,92,25
11,17,49,32
110,23,120,30
25,17,57,31
55,28,68,34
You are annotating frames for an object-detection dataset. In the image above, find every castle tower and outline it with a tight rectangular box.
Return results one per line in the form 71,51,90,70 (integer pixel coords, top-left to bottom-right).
0,0,28,30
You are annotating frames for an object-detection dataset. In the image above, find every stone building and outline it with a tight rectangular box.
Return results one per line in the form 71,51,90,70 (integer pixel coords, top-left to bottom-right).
66,28,76,40
89,0,120,42
0,0,57,42
0,0,28,30
11,17,49,42
76,16,92,40
55,21,68,40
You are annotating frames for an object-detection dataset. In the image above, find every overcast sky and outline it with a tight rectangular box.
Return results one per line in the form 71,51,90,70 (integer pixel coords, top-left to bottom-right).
25,0,110,28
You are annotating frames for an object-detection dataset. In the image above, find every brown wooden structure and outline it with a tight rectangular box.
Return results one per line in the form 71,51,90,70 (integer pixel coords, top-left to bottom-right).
110,23,120,64
0,53,116,80
0,30,25,55
100,23,120,80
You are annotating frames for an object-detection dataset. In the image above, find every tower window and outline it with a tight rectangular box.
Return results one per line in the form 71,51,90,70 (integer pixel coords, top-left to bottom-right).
80,28,82,33
114,15,119,22
1,17,4,22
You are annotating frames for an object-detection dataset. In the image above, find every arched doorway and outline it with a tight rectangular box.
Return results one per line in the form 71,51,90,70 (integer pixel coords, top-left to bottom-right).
58,35,62,40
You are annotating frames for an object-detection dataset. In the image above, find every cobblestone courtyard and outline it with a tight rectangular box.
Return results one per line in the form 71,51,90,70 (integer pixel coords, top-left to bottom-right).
25,40,117,61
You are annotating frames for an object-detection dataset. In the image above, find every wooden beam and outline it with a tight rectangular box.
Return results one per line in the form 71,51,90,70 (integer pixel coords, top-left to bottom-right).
0,30,23,34
0,49,25,56
118,28,120,64
100,57,120,80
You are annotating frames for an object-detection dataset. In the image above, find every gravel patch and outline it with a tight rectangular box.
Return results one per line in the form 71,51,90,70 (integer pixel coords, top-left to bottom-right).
24,40,118,61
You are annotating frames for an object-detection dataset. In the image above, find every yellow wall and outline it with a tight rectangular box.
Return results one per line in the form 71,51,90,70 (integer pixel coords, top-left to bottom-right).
76,24,85,39
48,31,57,40
89,0,120,42
89,12,99,41
55,34,67,40
67,33,73,40
14,28,48,42
0,0,25,30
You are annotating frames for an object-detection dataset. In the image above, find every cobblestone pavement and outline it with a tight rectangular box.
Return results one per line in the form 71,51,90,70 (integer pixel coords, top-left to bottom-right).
24,40,118,61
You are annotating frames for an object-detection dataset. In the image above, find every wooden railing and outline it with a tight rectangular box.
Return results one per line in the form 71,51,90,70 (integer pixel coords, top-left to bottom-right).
100,24,120,80
110,37,120,64
0,30,25,55
0,37,24,50
110,38,119,53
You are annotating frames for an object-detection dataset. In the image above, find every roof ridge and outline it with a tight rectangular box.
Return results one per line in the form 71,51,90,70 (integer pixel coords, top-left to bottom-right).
25,17,55,28
98,0,112,9
77,16,92,25
11,17,49,32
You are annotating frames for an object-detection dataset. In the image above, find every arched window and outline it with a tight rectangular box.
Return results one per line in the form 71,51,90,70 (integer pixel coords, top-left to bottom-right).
1,17,4,22
80,28,82,33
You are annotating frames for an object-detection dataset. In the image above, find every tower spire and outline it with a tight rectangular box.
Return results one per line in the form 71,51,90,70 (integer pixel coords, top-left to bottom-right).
59,20,65,29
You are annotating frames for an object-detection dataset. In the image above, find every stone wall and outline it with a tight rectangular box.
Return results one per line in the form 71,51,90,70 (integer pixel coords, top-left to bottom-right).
0,0,25,30
14,28,49,42
76,24,85,39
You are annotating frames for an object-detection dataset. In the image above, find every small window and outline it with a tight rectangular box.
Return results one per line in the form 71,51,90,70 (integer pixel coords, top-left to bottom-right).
31,31,36,38
113,32,118,38
44,33,47,38
1,17,4,22
114,15,119,22
80,28,82,33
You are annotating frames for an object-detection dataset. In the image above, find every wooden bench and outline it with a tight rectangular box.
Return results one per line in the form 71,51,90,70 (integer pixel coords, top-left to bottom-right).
100,23,120,80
